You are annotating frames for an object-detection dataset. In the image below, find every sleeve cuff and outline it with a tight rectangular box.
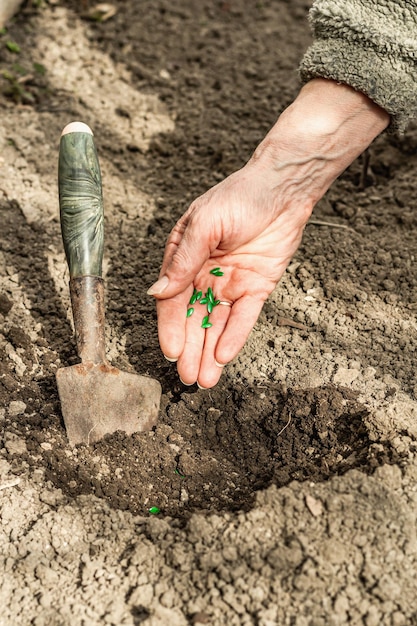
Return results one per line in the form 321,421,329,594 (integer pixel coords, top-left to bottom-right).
299,39,416,133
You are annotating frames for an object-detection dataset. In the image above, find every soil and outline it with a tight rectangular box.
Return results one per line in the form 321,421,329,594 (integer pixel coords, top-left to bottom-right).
1,1,417,625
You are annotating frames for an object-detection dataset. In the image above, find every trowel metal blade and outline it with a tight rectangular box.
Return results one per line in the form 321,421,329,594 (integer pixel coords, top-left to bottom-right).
56,363,161,446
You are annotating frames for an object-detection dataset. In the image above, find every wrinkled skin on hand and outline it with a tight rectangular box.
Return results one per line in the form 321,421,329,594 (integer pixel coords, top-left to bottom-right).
148,79,390,388
156,165,313,388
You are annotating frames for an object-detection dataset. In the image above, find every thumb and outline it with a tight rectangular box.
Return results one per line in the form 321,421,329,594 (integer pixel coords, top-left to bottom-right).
147,212,217,298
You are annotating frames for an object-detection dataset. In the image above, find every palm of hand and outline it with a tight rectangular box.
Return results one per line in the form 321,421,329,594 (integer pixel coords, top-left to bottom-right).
156,175,310,388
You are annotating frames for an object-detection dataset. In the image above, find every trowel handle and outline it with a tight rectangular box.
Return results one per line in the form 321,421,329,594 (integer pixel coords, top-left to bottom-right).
59,123,106,364
58,122,104,278
70,276,107,364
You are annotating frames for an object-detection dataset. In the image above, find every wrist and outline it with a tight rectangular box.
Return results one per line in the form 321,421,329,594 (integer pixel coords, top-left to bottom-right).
249,78,390,204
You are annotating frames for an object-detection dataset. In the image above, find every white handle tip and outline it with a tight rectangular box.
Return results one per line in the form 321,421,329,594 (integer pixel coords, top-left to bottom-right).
61,121,93,137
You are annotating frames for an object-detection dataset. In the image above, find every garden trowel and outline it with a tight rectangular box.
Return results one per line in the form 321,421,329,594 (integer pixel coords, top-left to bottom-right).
56,121,161,446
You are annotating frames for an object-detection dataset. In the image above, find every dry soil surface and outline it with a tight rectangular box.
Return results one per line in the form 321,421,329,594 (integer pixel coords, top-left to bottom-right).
1,1,417,625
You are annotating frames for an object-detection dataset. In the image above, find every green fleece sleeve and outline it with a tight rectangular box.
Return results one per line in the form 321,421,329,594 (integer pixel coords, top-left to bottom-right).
299,0,417,132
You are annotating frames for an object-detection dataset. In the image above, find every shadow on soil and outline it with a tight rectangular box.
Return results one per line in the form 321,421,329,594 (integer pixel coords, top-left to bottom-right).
20,379,402,520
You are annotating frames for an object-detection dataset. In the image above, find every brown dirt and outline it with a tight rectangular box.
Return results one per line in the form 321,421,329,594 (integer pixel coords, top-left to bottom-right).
1,1,417,625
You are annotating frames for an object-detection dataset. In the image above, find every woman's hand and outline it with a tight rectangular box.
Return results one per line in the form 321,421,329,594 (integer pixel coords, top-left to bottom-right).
148,79,390,388
151,165,313,388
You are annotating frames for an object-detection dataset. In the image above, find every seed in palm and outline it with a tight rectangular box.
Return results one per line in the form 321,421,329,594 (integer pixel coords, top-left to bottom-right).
189,288,202,305
210,267,224,276
201,315,212,329
190,267,225,324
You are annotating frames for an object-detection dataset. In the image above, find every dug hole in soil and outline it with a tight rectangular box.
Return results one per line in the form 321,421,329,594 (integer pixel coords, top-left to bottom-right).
1,1,417,625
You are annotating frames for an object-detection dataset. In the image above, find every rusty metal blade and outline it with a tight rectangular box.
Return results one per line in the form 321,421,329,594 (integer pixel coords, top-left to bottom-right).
56,363,161,446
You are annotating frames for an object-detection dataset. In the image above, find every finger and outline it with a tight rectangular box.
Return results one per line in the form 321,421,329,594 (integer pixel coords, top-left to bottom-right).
148,208,221,299
158,220,188,276
176,303,207,385
215,296,265,364
197,301,232,389
156,290,191,360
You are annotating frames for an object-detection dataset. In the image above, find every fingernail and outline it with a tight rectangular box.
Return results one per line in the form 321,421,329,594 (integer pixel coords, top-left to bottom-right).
147,275,169,295
215,360,226,368
164,354,178,363
179,377,193,386
197,382,209,390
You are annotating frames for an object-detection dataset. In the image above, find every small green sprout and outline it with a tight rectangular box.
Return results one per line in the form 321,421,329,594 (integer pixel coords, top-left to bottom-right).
148,506,160,515
6,41,20,53
175,468,185,478
33,62,46,75
12,63,25,75
2,69,35,104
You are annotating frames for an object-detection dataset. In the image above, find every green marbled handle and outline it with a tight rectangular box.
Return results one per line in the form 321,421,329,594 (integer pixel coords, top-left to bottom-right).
58,130,104,277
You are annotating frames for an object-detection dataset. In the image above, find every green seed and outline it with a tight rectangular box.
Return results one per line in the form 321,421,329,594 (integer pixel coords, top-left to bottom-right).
148,506,160,515
214,299,220,306
210,267,224,276
199,297,208,305
201,315,212,329
207,301,213,314
207,287,215,303
187,307,194,317
189,288,202,305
